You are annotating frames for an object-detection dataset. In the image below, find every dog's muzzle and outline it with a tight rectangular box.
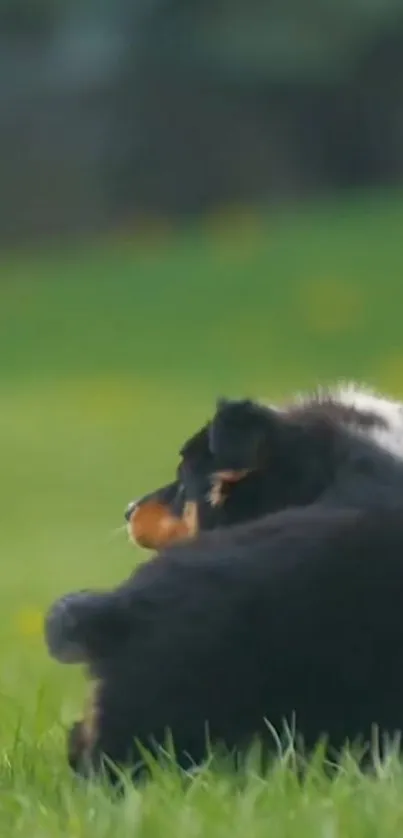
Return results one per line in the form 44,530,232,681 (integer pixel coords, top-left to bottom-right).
125,498,199,550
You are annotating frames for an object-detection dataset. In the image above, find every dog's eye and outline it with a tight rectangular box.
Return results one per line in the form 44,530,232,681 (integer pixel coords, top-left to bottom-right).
177,483,185,497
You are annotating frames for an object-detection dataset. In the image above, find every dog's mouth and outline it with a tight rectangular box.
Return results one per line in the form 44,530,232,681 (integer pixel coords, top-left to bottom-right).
126,500,199,550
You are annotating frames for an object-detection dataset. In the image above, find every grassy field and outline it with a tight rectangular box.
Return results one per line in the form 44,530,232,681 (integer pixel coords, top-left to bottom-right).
1,189,403,834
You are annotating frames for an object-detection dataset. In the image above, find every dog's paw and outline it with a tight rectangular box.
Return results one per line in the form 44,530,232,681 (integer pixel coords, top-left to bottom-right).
44,591,92,664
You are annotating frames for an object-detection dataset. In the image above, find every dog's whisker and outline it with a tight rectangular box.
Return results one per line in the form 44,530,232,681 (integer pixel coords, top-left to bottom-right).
106,525,128,542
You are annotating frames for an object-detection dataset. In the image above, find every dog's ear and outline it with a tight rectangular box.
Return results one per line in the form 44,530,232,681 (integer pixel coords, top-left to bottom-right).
209,398,295,475
179,424,211,463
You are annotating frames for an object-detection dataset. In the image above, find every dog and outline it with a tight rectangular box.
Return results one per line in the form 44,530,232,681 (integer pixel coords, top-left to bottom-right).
45,382,403,778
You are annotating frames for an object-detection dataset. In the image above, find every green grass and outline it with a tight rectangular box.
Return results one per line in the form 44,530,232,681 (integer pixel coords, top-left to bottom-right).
2,189,403,834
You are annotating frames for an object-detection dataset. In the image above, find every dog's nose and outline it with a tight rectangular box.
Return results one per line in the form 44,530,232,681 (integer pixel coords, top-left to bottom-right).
124,500,138,522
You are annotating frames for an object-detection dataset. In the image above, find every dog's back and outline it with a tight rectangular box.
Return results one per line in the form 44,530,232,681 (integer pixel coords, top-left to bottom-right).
75,504,403,776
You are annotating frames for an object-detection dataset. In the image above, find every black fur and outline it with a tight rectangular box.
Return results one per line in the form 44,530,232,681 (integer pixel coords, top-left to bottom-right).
61,504,403,778
207,396,403,525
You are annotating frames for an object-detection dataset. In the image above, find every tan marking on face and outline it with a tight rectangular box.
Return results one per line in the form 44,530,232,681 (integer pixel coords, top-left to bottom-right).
215,469,251,482
128,499,199,549
208,468,253,508
209,476,225,508
183,501,199,538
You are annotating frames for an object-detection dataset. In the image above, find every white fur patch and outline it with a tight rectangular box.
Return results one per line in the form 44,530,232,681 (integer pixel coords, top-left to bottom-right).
259,382,403,460
300,381,403,461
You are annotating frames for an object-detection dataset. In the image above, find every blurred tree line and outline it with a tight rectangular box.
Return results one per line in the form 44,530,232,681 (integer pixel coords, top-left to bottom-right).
1,0,403,241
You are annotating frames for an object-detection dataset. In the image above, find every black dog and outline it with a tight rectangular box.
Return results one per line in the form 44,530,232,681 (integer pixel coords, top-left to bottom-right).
45,383,403,776
47,504,403,779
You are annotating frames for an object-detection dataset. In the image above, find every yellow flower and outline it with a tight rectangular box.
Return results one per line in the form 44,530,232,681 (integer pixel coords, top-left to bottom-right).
203,205,265,263
375,353,403,399
15,607,44,637
297,277,363,334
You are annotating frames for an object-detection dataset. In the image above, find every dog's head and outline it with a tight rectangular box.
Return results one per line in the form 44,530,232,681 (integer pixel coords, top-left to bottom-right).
125,395,340,550
125,384,403,551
